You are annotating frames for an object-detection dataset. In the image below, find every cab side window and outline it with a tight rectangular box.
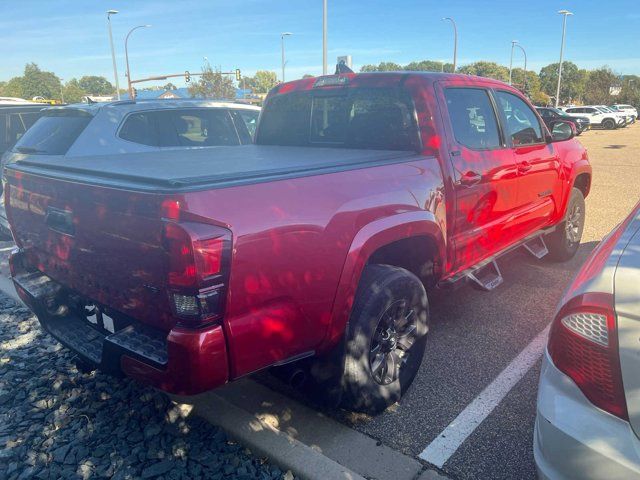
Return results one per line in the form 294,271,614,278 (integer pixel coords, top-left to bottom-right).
495,91,544,146
444,88,501,150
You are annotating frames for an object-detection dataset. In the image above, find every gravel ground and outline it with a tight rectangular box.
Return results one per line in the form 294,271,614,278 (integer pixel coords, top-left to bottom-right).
0,292,288,480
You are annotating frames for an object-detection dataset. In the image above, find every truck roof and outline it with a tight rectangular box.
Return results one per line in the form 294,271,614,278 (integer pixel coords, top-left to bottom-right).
270,71,509,95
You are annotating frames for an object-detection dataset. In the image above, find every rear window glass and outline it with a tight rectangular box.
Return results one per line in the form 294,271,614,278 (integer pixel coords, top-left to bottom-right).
119,109,240,147
12,110,91,155
256,87,420,151
237,110,259,137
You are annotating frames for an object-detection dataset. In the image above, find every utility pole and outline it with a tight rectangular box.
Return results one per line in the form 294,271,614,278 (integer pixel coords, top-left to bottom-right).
442,17,457,72
322,0,328,75
514,43,527,93
107,10,121,100
125,24,151,99
508,40,517,85
281,32,292,82
555,10,573,107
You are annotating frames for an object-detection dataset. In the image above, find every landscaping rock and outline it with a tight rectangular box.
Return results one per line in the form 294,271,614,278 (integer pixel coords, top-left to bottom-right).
0,289,286,480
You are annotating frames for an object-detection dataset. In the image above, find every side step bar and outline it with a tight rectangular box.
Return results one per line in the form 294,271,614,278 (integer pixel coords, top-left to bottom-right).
523,236,549,259
438,229,554,291
467,260,503,291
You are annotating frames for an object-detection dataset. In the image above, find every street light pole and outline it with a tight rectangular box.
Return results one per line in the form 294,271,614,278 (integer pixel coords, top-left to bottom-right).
442,17,457,72
514,43,528,93
281,32,292,82
555,10,573,107
125,24,151,100
107,10,121,101
508,40,517,85
322,0,328,75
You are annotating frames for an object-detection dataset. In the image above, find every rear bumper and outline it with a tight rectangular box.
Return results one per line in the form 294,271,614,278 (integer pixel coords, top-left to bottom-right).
534,352,640,479
10,249,229,395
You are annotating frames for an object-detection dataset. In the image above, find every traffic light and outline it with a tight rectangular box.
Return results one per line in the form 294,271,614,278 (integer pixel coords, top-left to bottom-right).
235,69,241,81
185,71,191,83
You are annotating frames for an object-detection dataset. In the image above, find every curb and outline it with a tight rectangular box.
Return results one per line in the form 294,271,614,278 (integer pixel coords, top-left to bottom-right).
183,392,366,480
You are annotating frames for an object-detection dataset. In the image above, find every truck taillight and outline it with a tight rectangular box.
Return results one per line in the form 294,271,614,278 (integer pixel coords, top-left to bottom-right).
163,221,231,327
548,293,628,420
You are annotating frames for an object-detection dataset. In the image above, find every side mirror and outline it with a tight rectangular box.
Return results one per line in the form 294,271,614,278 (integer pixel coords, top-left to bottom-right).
549,120,576,142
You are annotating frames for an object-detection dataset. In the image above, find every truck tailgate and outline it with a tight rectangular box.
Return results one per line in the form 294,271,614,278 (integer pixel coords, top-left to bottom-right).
5,169,174,331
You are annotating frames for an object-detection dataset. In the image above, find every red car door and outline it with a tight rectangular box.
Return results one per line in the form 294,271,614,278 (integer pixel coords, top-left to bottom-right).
437,84,520,275
493,90,561,238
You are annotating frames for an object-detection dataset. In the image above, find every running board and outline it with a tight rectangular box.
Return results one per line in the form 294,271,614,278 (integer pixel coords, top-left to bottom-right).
467,260,503,291
523,236,549,259
437,229,555,291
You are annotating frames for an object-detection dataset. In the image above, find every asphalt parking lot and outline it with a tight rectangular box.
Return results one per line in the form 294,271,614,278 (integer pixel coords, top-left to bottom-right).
324,122,640,479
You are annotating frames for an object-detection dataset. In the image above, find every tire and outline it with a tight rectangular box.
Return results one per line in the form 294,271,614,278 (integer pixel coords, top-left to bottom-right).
340,264,429,414
602,118,616,130
545,187,585,262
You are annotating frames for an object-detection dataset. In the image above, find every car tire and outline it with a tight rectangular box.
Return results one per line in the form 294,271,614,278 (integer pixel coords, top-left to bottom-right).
603,118,616,130
545,187,585,262
340,264,429,414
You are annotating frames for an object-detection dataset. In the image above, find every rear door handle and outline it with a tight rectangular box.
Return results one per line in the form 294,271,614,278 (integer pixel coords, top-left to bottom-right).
518,161,532,173
460,171,482,186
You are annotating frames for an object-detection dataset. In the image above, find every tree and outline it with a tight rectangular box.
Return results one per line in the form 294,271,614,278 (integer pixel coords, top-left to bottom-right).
22,63,62,100
617,75,640,107
62,79,87,104
3,63,62,100
404,60,453,73
163,82,177,91
538,61,587,105
302,74,315,79
248,71,278,93
2,77,25,98
510,68,543,100
457,61,510,82
360,62,402,72
188,62,235,100
77,76,114,95
583,67,619,105
530,90,551,106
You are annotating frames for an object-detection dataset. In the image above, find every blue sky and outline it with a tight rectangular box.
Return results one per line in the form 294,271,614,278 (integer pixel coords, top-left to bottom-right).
2,0,639,88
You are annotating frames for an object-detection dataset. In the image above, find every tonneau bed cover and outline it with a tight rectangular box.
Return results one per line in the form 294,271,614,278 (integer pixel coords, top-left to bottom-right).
6,145,421,193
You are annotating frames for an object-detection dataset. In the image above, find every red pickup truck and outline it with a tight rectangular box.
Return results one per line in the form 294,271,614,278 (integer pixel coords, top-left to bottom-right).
5,72,591,413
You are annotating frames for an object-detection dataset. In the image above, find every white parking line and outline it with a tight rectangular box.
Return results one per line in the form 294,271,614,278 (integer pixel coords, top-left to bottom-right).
419,324,550,468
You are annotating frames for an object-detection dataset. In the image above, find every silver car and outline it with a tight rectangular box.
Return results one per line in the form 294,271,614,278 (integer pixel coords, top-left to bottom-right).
0,99,261,237
535,200,640,479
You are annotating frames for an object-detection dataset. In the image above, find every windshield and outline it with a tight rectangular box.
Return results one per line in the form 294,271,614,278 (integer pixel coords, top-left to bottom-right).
257,87,420,151
12,110,91,155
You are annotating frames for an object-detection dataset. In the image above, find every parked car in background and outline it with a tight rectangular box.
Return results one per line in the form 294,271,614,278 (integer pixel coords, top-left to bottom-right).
535,200,640,479
537,107,590,135
0,100,260,240
3,99,260,160
0,104,48,238
0,104,47,155
610,104,638,122
595,105,632,126
562,106,624,130
5,72,590,414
